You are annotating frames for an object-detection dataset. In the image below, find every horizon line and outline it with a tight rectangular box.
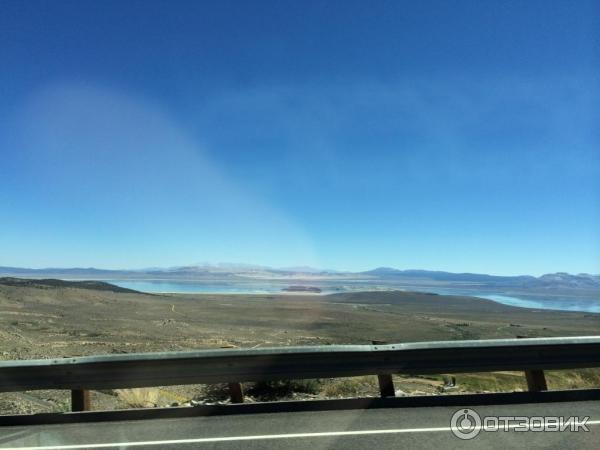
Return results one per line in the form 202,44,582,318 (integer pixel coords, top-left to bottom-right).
0,263,598,279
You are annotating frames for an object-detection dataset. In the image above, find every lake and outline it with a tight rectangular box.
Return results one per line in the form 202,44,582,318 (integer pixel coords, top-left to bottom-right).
107,279,600,314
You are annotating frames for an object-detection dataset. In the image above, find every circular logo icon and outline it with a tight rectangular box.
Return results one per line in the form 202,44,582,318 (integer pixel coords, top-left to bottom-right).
450,408,482,440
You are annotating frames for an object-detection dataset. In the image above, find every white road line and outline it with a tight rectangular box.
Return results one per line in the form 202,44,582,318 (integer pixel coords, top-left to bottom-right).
3,421,600,450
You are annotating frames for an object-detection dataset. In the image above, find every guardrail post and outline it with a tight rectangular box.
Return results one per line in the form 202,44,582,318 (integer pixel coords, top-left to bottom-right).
515,336,548,392
71,389,91,411
372,340,396,397
525,370,548,392
228,382,244,403
377,374,396,397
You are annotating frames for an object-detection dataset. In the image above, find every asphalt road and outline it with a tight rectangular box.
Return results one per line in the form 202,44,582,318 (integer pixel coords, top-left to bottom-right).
1,400,599,449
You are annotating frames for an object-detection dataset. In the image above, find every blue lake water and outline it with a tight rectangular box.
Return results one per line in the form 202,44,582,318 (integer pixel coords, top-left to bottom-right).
456,293,600,314
108,280,600,314
107,280,287,294
406,288,600,313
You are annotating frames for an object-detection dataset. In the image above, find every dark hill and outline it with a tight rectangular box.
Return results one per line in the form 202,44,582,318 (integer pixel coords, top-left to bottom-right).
0,277,141,294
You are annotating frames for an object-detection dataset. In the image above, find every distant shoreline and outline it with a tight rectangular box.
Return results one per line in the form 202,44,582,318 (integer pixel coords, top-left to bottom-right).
1,275,598,313
99,280,600,314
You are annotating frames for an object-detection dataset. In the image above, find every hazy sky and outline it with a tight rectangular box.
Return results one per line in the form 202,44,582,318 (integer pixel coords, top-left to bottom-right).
1,0,599,275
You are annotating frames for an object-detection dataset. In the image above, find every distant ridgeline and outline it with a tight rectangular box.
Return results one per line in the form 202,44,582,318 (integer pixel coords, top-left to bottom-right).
282,285,322,293
0,265,598,293
0,277,140,294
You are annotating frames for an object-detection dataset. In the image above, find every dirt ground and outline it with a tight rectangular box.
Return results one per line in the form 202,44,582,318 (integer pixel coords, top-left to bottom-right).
1,283,599,414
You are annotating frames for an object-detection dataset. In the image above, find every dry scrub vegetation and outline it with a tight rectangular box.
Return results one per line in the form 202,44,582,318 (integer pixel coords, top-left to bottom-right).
1,282,599,414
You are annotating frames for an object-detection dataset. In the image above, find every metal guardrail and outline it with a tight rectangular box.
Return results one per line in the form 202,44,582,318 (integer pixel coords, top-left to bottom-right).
1,337,599,411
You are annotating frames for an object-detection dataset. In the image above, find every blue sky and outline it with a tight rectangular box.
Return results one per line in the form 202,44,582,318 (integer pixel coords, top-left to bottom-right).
1,0,599,275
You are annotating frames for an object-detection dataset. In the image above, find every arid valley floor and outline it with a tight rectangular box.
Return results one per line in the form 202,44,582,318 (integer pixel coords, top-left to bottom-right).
1,279,599,415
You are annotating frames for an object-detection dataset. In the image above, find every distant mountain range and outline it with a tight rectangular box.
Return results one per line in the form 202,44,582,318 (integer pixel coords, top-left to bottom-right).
0,264,598,292
360,267,600,291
